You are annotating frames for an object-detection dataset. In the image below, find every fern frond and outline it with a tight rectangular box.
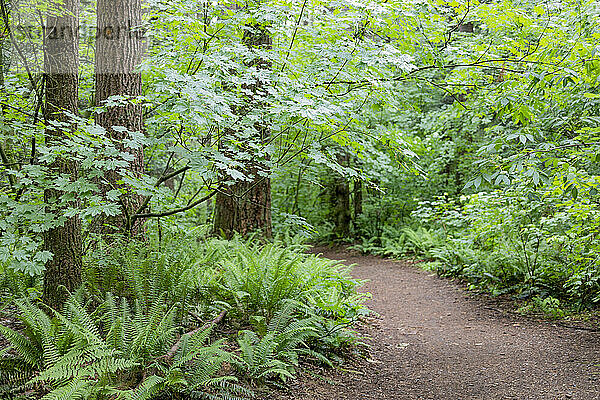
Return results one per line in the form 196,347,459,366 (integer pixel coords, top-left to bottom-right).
266,300,302,334
131,375,166,400
56,298,103,345
39,378,91,400
0,324,41,368
0,356,34,390
298,348,333,367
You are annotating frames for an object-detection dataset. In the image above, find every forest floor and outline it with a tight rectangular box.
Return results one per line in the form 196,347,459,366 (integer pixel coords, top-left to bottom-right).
271,247,600,400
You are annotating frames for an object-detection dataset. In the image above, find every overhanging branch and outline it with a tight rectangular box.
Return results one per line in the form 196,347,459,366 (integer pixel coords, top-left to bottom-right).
130,185,221,220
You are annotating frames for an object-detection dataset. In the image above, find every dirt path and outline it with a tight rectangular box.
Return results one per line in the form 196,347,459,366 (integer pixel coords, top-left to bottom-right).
277,248,600,400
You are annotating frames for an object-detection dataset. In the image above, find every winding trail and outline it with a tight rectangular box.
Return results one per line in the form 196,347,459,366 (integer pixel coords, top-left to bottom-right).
279,248,600,400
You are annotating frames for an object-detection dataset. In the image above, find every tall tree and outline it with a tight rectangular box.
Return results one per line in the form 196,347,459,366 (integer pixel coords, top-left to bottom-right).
42,0,82,308
94,0,145,236
213,23,273,239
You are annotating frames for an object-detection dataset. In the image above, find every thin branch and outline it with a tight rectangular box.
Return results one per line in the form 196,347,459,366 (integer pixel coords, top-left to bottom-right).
131,186,221,220
191,24,228,75
519,1,550,63
277,0,308,76
322,57,571,88
0,143,16,188
185,185,205,206
524,142,600,155
424,79,468,110
160,165,191,185
442,0,471,49
173,168,186,200
162,309,227,361
4,11,38,97
0,102,36,118
129,165,192,221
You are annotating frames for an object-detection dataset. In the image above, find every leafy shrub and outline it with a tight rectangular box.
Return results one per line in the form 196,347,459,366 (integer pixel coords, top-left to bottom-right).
351,225,444,259
518,296,566,319
400,188,600,309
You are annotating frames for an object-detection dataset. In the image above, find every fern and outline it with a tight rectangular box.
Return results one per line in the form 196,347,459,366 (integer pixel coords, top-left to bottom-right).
39,378,91,400
0,353,32,395
2,234,367,398
0,292,243,399
236,300,322,384
0,324,41,370
237,330,295,382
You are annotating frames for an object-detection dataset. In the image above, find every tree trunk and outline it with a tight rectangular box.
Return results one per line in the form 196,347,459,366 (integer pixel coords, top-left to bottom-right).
42,0,82,308
94,0,145,236
352,177,363,238
212,24,272,239
0,0,6,90
213,174,272,239
353,179,363,218
329,151,351,240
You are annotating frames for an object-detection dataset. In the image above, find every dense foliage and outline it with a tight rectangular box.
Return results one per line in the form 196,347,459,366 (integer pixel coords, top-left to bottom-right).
336,0,600,315
1,231,367,398
2,0,600,397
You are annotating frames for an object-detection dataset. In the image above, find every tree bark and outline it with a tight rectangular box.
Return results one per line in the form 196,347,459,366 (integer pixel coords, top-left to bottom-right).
0,0,6,90
329,151,351,239
94,0,145,236
42,0,83,308
352,177,363,238
353,178,362,215
212,24,272,239
213,175,272,239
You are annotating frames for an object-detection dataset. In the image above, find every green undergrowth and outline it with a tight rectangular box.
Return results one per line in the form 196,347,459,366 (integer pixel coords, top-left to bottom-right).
352,190,600,318
0,231,369,399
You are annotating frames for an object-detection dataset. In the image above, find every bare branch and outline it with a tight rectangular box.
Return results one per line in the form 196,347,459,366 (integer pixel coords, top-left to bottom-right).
162,309,227,362
131,186,221,220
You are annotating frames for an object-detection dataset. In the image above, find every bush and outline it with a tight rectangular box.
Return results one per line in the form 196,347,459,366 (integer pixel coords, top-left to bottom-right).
404,188,600,308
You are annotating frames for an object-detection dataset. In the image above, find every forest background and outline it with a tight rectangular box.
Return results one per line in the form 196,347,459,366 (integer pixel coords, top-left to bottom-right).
1,0,600,398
